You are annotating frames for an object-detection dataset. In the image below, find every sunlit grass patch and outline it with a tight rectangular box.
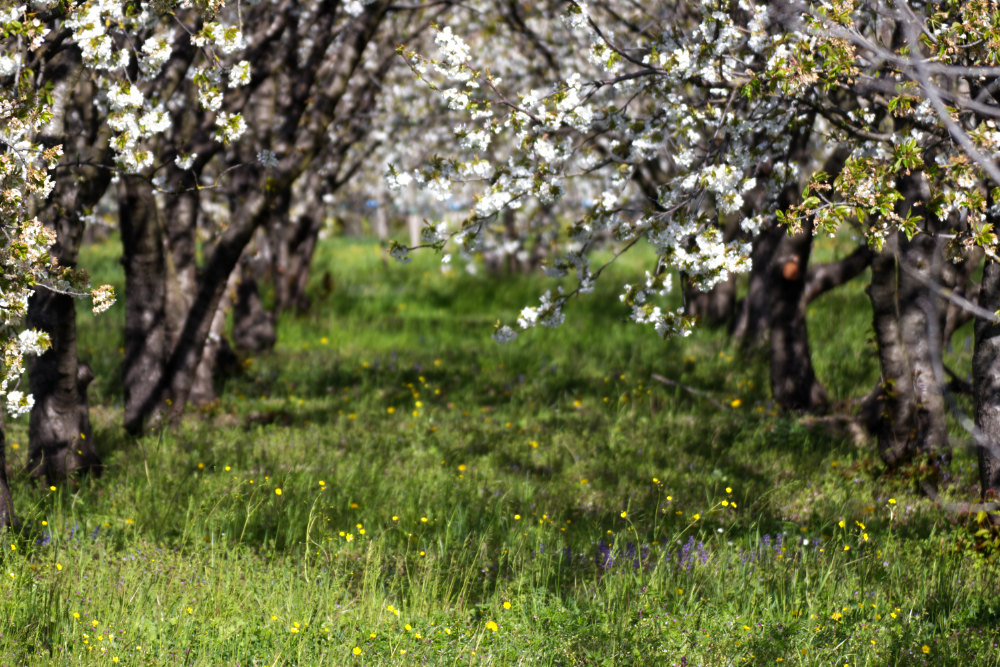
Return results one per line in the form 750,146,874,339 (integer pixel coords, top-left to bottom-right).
1,235,996,664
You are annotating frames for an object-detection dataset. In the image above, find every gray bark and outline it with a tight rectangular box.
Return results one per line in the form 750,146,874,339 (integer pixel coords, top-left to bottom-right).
864,228,950,467
120,176,170,434
974,258,1000,499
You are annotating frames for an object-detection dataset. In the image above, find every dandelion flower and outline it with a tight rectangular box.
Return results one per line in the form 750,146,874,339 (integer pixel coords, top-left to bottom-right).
503,601,511,610
620,511,627,518
922,645,930,654
275,488,282,496
485,620,498,632
353,647,362,655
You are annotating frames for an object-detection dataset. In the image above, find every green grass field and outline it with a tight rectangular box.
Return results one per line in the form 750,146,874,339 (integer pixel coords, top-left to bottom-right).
2,234,998,665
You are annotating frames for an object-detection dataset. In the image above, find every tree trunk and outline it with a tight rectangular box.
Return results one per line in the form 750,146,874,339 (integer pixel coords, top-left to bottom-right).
26,289,99,479
768,218,827,411
233,252,277,354
120,176,170,434
684,274,737,328
974,257,1000,499
863,230,949,467
0,423,13,528
274,212,322,314
26,68,111,477
733,223,784,346
189,270,239,404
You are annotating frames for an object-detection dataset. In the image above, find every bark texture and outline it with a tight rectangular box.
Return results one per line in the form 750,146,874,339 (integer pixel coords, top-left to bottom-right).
27,68,111,477
864,230,949,467
120,176,170,434
767,218,828,411
26,289,99,479
732,223,781,345
974,258,1000,499
233,254,277,354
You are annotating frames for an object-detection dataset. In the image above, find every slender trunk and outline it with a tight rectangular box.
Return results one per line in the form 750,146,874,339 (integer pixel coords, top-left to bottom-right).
120,176,170,434
160,191,272,425
0,423,13,528
975,258,1000,499
26,289,99,479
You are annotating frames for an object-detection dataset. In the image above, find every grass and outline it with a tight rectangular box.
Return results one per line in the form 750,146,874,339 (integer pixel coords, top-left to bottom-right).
1,233,999,665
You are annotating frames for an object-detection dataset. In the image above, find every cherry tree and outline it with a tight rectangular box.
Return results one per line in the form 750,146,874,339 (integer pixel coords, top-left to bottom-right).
387,0,1000,499
9,0,452,451
0,0,117,524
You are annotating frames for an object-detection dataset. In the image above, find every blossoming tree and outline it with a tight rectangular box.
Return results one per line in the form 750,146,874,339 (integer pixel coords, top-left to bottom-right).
387,0,1000,499
0,0,117,524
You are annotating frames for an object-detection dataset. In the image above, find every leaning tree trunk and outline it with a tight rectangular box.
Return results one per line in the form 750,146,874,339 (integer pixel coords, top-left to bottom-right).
0,423,13,528
864,230,950,467
974,256,1000,499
